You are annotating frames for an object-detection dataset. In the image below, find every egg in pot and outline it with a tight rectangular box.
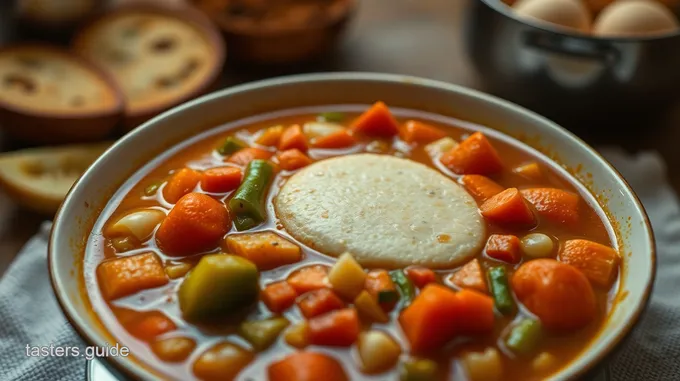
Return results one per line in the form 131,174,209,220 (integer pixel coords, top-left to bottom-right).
512,0,592,33
594,0,680,36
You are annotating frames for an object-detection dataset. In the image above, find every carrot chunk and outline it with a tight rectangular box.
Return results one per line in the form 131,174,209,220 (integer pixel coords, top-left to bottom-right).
485,234,522,264
276,149,313,171
227,148,273,167
268,352,348,381
401,120,447,144
129,311,176,342
279,124,308,152
405,266,437,288
262,281,298,313
255,125,284,147
308,308,360,347
201,167,242,193
513,162,542,179
440,132,503,175
460,175,505,201
156,193,231,256
350,101,400,137
297,288,346,318
365,270,398,311
453,289,496,334
311,129,357,149
480,188,535,226
164,168,202,204
287,265,330,294
512,259,596,331
97,252,168,300
521,188,580,225
560,239,620,288
449,259,488,293
225,231,302,270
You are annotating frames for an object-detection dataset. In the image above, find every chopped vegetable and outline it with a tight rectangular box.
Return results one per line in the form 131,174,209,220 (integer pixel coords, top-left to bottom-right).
521,233,555,258
129,311,176,342
239,317,290,351
178,254,259,322
357,330,402,373
144,182,160,196
521,188,580,225
506,318,542,355
255,125,284,147
399,358,438,381
228,160,274,231
276,149,313,171
308,308,360,347
350,101,400,137
201,167,242,193
460,175,505,201
449,259,487,293
296,288,345,318
440,132,503,175
453,289,496,333
164,168,202,204
262,281,297,313
354,290,389,323
111,236,136,252
303,121,345,139
401,120,447,144
480,187,535,226
532,352,557,373
284,321,309,349
487,266,516,315
424,137,458,157
512,259,596,330
318,112,346,122
268,352,348,381
227,147,274,167
462,347,503,381
513,162,542,179
279,124,308,152
485,234,522,264
193,342,254,381
405,266,437,288
560,239,620,288
165,262,193,279
365,270,398,311
311,129,356,149
106,209,165,241
151,336,196,362
328,253,366,300
217,136,247,156
287,265,329,294
390,269,416,308
156,193,231,256
97,252,168,300
225,231,302,270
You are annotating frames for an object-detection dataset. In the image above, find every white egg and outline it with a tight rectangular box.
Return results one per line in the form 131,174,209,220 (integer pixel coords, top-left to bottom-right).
513,0,592,33
594,0,680,37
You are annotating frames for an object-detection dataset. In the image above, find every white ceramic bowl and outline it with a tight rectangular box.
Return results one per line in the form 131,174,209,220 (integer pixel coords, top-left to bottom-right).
49,72,655,381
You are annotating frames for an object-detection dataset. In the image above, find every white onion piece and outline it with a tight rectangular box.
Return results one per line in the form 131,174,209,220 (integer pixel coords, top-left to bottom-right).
520,233,555,258
302,122,345,140
107,209,165,241
357,330,401,373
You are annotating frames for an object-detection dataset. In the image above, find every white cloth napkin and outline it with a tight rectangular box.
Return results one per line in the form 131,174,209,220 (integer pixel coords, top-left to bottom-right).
0,149,678,381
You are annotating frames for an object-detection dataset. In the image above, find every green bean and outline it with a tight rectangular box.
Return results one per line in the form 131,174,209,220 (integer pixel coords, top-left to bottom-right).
217,136,247,156
488,266,515,315
228,160,274,231
318,112,345,122
506,318,542,355
390,270,415,308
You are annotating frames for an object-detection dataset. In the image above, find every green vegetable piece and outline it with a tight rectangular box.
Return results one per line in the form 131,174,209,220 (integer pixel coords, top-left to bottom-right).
144,182,160,196
217,136,247,156
506,318,542,355
178,254,259,322
229,160,274,231
390,270,415,308
239,317,290,351
400,358,438,381
377,289,400,304
317,112,345,123
488,266,516,315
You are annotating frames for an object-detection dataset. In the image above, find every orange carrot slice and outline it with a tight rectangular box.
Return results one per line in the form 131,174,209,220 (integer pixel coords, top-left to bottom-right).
201,167,242,193
287,265,330,294
279,124,308,152
449,259,487,293
440,132,503,175
460,175,505,201
262,281,298,313
227,147,274,167
308,308,360,347
256,125,284,147
297,288,346,318
277,149,313,171
560,239,620,288
365,270,398,311
513,162,542,179
350,101,400,137
225,232,302,270
401,120,447,144
405,266,437,288
485,234,522,264
164,168,202,204
129,311,176,342
268,352,348,381
480,188,535,226
521,188,580,225
311,129,357,149
97,252,168,300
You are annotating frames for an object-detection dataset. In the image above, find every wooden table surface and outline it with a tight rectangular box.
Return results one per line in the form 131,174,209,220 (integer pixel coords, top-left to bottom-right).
0,0,679,275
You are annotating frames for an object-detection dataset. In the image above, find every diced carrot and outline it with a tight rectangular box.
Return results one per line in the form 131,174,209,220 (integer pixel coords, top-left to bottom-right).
287,265,330,294
485,234,522,264
560,239,620,288
227,148,274,167
521,188,580,225
480,188,535,226
262,281,298,313
365,270,398,311
350,101,400,137
405,266,437,288
460,175,505,201
513,162,542,179
155,193,231,256
297,288,346,318
268,352,348,381
452,289,496,334
97,252,168,300
311,129,357,149
164,168,203,204
279,124,308,152
129,311,176,342
256,125,284,147
401,120,447,144
512,259,596,330
449,259,488,293
201,167,242,193
440,132,503,175
225,232,302,270
308,308,360,347
277,149,313,171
